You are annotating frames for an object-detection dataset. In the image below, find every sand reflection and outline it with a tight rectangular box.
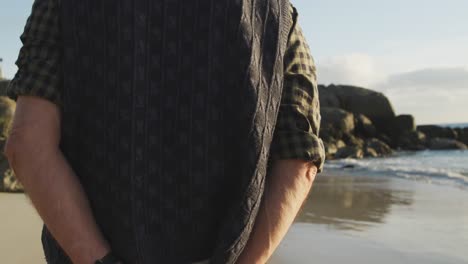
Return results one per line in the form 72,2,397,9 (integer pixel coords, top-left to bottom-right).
295,175,413,231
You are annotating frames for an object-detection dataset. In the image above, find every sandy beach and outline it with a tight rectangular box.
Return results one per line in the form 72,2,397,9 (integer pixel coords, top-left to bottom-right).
270,174,468,264
1,174,467,264
0,193,44,264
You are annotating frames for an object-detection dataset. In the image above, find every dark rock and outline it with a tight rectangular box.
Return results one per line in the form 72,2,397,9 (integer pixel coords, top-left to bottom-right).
354,114,377,138
377,133,393,147
428,138,467,150
365,138,393,156
397,130,427,150
320,107,355,139
1,168,24,193
324,140,347,159
325,142,338,159
389,115,416,139
0,96,16,138
0,80,10,95
318,85,395,134
364,147,379,158
335,146,364,159
394,115,416,132
342,133,364,148
1,137,23,192
318,85,341,108
417,125,457,139
336,140,346,149
457,128,468,145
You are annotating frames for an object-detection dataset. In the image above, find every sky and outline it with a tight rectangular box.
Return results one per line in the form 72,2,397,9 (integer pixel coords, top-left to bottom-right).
1,0,467,124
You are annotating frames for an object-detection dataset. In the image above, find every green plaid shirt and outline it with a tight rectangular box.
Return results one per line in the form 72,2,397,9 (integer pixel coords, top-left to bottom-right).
7,1,325,172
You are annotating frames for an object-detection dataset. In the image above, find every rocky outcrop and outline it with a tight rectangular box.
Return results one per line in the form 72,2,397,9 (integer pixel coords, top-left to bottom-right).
456,128,468,145
0,80,10,93
417,125,457,139
397,130,427,151
319,85,395,134
390,114,416,138
0,94,23,192
0,96,15,137
320,107,355,141
354,114,376,138
2,168,23,193
365,138,393,156
1,138,24,193
428,138,467,150
335,146,364,159
319,85,398,159
318,84,467,161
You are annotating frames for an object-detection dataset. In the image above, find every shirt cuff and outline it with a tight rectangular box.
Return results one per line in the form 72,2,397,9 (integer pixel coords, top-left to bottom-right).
6,60,62,108
269,130,326,173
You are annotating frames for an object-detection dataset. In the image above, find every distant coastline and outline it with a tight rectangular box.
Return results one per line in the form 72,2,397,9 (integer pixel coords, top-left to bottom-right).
434,122,468,129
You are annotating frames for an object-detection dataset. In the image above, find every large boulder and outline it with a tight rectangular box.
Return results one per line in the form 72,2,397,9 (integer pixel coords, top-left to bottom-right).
318,85,395,133
342,133,364,148
390,115,416,140
0,95,19,192
1,168,23,193
363,147,379,158
324,140,346,159
324,143,338,159
320,107,355,139
354,114,377,138
458,128,468,145
0,80,10,95
393,115,416,132
417,125,457,139
397,130,427,151
428,138,467,150
335,146,364,159
0,96,16,138
1,136,22,192
365,138,393,156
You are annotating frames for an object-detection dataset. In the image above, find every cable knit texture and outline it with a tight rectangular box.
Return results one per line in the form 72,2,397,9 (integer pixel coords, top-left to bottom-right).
39,0,292,263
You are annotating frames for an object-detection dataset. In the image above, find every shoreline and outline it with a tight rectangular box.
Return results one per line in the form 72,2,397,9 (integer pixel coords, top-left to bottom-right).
1,173,467,263
270,173,468,263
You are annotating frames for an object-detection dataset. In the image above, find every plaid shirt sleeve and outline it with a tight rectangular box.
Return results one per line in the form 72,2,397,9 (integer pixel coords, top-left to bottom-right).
269,4,326,173
6,0,62,109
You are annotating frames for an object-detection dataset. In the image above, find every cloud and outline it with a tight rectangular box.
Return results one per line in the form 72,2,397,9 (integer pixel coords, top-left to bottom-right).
315,52,468,124
384,67,468,87
316,53,384,87
375,67,468,124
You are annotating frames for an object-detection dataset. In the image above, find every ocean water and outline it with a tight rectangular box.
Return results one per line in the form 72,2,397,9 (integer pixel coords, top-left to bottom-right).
325,150,468,187
325,122,468,187
435,122,468,128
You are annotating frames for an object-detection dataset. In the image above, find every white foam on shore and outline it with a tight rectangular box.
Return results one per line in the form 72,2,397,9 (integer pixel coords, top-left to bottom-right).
325,150,468,186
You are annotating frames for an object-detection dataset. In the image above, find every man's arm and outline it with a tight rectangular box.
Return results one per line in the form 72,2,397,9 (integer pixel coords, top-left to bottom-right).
4,1,112,263
4,96,110,264
236,160,317,264
236,5,326,264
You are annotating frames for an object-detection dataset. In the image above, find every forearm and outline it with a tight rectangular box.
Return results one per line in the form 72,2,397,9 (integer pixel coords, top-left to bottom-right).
6,144,110,264
236,159,317,264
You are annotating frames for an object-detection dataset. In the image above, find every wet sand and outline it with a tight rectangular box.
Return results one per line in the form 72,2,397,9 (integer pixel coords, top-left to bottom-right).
1,174,468,263
270,174,468,264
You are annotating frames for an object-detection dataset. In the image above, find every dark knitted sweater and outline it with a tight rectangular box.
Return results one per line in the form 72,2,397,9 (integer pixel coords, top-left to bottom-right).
41,0,292,263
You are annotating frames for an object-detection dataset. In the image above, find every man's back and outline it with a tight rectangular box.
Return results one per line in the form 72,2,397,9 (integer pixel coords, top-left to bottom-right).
6,0,325,263
55,0,290,263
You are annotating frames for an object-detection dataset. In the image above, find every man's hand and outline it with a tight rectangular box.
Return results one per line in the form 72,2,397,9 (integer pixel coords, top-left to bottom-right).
236,159,318,264
4,96,111,264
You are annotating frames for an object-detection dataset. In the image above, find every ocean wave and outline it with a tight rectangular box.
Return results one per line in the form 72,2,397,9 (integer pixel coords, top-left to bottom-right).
325,150,468,186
